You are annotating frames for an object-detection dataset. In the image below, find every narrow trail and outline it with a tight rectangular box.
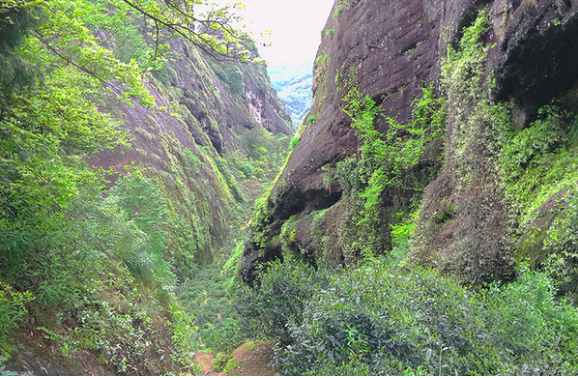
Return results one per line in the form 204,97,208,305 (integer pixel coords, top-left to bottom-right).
196,340,279,376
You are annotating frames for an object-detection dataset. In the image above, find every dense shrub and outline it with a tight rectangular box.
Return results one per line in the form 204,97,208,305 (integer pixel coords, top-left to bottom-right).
234,256,330,345
177,241,251,353
0,283,33,343
289,137,299,150
245,258,578,375
214,64,245,94
109,170,173,285
542,187,578,296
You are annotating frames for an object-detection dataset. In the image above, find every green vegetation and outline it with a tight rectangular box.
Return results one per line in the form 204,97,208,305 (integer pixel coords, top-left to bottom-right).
0,284,33,344
289,136,299,150
307,114,320,124
236,256,331,345
497,104,578,224
333,69,445,258
0,0,289,374
237,257,578,375
4,0,578,376
407,8,519,285
494,99,578,297
225,127,291,181
213,63,246,94
316,54,329,66
334,0,346,18
417,6,578,290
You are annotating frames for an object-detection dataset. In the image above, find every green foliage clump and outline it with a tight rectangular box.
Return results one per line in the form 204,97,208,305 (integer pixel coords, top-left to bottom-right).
234,256,330,345
0,1,42,101
497,103,578,226
489,66,578,296
289,137,299,150
335,69,445,257
307,114,320,124
437,8,492,189
109,170,173,285
168,301,203,373
226,126,290,182
244,258,578,376
214,63,246,94
0,283,33,343
251,194,275,248
541,187,578,297
214,155,245,202
334,1,345,18
316,55,329,66
177,242,251,354
0,354,17,376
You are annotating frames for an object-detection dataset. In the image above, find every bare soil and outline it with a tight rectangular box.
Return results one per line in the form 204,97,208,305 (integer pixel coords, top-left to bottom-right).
196,340,279,376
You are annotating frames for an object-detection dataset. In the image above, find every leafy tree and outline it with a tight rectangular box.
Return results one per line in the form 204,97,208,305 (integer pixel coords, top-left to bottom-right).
112,0,254,62
109,169,172,283
0,0,43,101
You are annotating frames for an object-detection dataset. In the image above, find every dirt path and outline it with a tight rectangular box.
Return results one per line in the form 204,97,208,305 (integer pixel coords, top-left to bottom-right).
196,340,279,376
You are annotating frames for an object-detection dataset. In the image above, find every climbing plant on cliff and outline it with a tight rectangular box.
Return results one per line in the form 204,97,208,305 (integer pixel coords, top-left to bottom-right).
407,8,521,286
336,68,445,257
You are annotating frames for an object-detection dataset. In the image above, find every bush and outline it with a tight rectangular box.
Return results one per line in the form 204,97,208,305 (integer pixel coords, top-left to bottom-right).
543,186,578,296
234,256,330,345
306,114,320,124
107,171,173,285
262,259,578,375
177,252,247,353
0,283,33,344
215,65,245,94
316,55,329,66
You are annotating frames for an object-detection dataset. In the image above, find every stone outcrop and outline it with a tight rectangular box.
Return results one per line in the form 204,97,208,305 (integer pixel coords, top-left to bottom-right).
242,0,578,285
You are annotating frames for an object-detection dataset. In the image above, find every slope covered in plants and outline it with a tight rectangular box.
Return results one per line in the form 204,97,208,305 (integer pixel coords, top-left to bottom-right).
0,0,292,374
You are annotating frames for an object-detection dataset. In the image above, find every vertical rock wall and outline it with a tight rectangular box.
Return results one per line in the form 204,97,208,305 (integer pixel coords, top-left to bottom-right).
242,0,578,285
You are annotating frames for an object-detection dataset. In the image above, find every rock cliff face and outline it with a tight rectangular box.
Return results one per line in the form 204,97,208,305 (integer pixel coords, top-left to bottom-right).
90,39,292,271
242,0,578,286
0,36,293,376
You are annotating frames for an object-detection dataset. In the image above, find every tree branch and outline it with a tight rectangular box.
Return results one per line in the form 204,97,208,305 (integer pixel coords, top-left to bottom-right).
118,0,247,62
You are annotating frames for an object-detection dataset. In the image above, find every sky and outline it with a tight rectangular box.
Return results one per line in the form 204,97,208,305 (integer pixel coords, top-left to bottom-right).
232,0,335,73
